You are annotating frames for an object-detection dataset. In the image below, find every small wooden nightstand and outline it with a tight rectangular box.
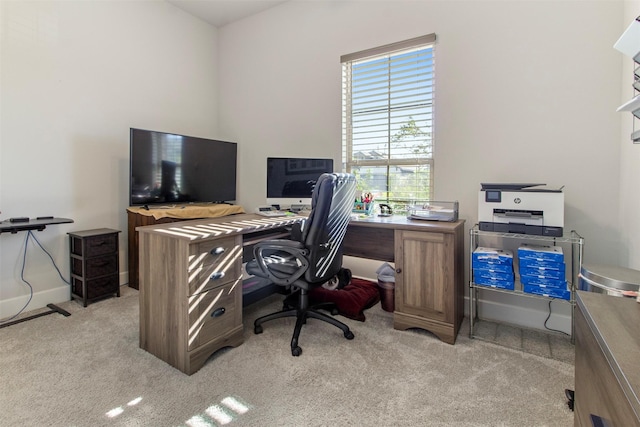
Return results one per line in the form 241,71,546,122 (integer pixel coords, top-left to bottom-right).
68,228,121,307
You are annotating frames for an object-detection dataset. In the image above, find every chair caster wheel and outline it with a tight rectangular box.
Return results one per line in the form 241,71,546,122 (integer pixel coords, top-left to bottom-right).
565,389,574,412
291,346,302,356
254,325,263,334
344,331,354,340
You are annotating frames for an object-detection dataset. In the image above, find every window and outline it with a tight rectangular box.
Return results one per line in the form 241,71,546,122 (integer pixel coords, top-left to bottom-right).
341,34,436,212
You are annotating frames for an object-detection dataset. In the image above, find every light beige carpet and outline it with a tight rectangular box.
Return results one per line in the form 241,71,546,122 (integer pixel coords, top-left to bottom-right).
1,286,574,426
470,318,574,364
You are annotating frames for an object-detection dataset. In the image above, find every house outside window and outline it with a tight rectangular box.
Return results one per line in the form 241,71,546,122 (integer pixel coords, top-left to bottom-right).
341,34,436,213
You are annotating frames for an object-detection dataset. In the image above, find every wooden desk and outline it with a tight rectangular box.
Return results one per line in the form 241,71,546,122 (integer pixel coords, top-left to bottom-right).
344,216,465,344
137,214,303,374
136,214,465,374
127,204,244,289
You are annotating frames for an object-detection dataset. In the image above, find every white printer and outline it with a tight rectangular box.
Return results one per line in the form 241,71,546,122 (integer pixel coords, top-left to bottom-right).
478,183,564,237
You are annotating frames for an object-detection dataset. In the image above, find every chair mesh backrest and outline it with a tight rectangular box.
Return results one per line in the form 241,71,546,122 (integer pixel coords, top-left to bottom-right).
302,173,356,283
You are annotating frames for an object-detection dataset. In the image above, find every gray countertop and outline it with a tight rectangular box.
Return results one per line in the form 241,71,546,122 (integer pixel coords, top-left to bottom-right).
577,290,640,418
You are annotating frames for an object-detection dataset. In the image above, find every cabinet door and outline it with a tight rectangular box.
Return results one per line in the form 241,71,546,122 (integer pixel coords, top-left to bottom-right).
395,230,453,323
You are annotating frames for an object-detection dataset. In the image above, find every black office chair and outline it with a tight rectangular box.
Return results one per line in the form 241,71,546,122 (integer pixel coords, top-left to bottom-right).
246,173,357,356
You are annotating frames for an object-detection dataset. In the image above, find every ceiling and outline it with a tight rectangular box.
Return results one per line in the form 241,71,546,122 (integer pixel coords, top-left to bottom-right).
166,0,289,28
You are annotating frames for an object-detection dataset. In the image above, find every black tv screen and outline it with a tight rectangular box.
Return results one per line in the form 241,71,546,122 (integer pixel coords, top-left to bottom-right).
129,128,237,206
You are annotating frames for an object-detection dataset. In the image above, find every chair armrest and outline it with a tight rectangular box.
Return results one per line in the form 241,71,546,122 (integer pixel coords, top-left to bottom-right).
255,239,305,250
290,220,305,241
252,239,309,286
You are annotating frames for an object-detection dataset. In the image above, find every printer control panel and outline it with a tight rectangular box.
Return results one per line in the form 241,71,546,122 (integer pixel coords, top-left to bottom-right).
484,190,502,203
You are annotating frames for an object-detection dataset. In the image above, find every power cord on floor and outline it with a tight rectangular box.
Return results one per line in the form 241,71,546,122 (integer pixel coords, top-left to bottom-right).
543,298,570,336
0,230,70,325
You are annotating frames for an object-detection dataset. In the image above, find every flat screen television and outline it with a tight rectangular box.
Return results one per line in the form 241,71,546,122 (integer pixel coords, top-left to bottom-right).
129,128,237,207
266,157,334,209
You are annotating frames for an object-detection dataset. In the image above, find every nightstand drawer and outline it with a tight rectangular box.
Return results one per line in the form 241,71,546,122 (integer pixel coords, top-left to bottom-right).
72,253,118,278
73,233,118,257
187,282,241,350
72,275,119,300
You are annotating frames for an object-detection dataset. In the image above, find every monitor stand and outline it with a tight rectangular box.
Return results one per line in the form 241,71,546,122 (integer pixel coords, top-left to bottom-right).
290,204,309,212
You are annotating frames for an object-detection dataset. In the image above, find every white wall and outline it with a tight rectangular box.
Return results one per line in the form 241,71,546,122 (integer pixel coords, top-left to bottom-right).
1,0,633,333
0,0,219,317
619,1,640,269
218,0,625,332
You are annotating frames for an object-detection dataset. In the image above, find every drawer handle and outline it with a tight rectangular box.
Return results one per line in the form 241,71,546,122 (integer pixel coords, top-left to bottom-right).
396,268,402,274
92,241,107,247
210,271,225,281
211,307,226,318
94,261,109,267
210,247,225,255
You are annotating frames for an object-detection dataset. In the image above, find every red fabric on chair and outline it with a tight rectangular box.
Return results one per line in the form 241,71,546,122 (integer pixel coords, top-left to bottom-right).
308,278,380,321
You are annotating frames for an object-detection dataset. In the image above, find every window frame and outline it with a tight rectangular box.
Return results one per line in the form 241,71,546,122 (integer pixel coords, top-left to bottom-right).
341,34,436,209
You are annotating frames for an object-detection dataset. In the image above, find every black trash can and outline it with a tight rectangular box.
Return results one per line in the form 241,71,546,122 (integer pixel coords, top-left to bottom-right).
376,263,396,312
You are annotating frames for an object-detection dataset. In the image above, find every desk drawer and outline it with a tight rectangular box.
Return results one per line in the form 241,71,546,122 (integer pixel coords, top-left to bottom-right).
191,237,238,267
189,237,241,295
187,282,241,351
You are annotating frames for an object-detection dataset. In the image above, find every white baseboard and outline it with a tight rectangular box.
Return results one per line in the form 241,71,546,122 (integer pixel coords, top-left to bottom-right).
0,272,129,319
0,285,70,320
343,256,389,283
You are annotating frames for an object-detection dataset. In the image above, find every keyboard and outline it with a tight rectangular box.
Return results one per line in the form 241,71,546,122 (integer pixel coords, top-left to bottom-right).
256,210,289,217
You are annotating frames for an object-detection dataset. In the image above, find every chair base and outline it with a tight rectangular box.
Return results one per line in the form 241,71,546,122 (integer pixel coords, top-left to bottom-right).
254,289,354,356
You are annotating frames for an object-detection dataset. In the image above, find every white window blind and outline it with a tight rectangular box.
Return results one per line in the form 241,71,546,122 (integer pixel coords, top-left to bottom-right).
152,133,183,193
341,34,435,210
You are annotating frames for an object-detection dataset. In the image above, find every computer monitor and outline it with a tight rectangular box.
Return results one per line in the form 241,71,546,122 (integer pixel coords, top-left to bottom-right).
266,157,334,210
